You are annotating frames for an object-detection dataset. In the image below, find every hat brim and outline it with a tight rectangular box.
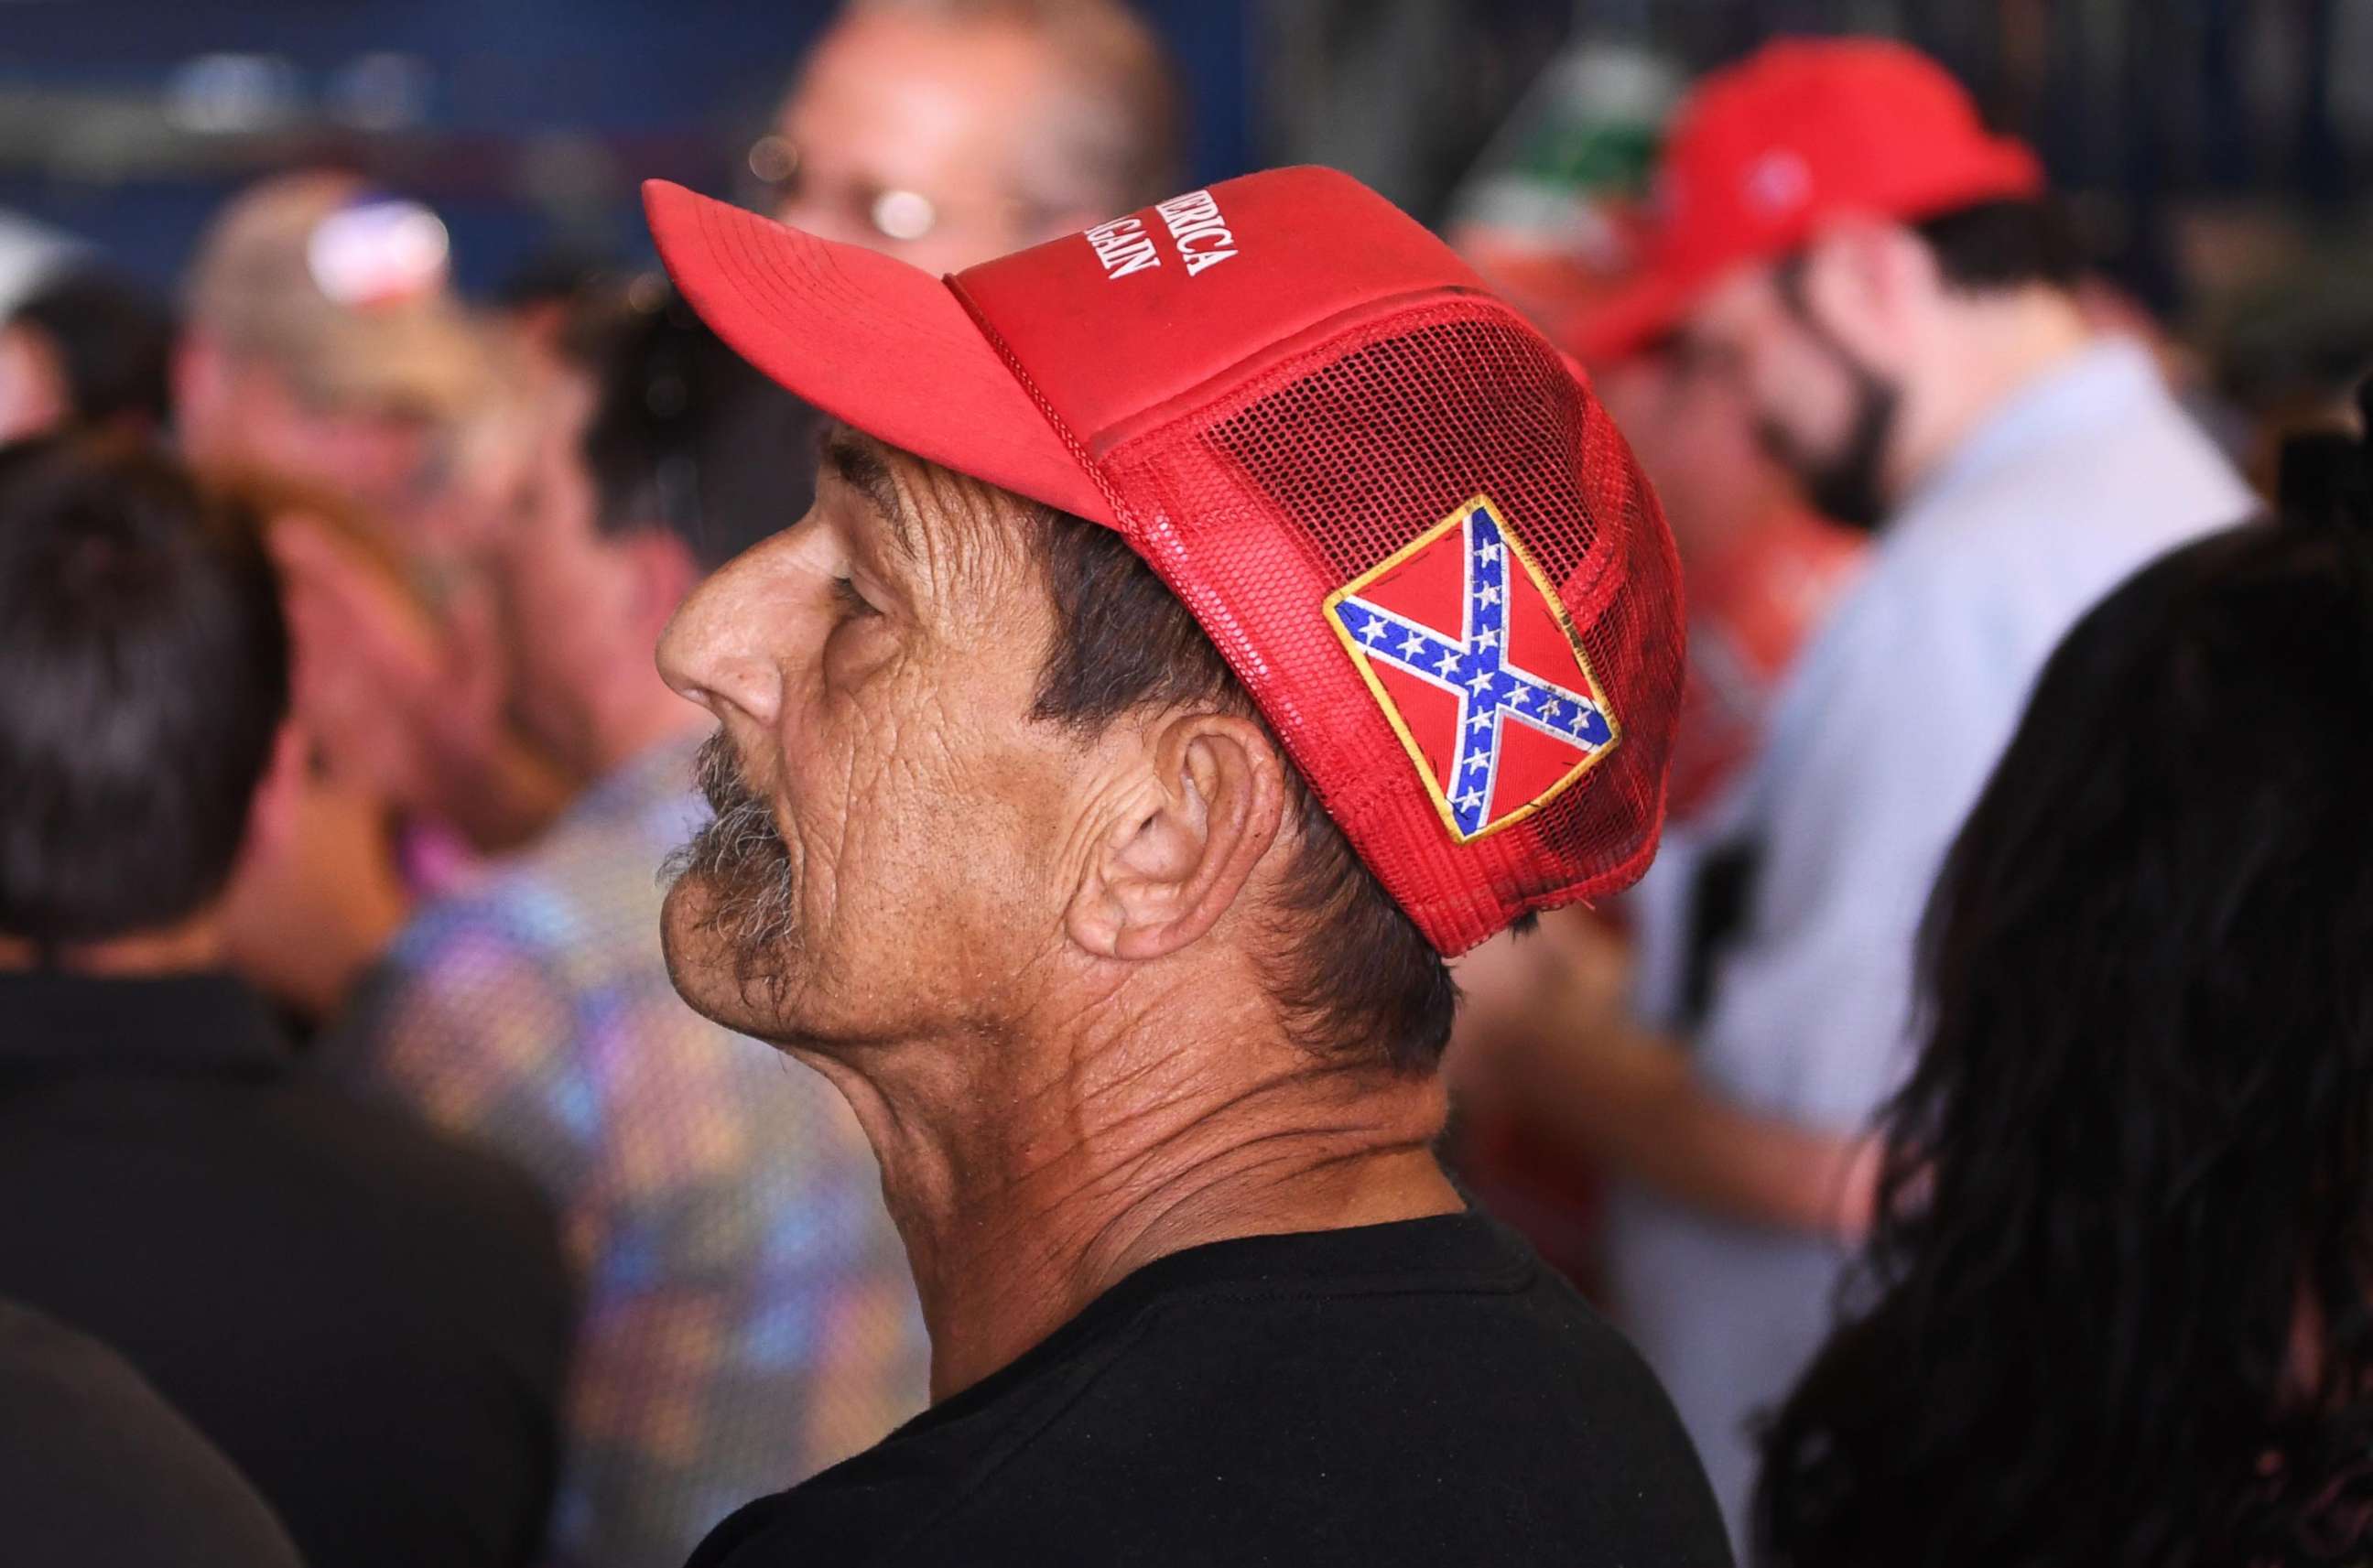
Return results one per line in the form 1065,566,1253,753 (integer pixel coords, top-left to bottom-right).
642,179,1114,526
1560,267,1702,367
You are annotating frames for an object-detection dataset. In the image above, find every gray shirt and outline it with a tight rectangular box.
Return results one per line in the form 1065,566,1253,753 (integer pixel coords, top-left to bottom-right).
1613,339,2256,1545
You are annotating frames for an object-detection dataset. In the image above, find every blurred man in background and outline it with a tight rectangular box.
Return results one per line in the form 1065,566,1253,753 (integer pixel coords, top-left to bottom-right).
176,171,574,1019
0,432,572,1568
1443,49,1862,1292
1587,346,1861,827
1448,327,1861,1287
740,0,1184,529
177,168,480,535
1466,38,2256,1541
764,0,1182,278
331,294,927,1568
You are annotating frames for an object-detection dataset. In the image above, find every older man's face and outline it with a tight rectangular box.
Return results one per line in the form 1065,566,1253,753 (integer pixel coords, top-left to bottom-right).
655,431,1087,1046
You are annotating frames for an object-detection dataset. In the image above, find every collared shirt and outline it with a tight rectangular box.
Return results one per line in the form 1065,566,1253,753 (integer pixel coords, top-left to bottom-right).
0,968,572,1568
333,734,929,1568
1612,339,2257,1544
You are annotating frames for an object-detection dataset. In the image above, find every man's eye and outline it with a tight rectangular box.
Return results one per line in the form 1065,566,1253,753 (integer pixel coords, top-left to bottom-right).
831,576,877,617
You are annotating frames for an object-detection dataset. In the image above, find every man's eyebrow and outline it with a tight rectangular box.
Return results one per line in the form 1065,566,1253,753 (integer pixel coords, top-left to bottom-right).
819,427,916,559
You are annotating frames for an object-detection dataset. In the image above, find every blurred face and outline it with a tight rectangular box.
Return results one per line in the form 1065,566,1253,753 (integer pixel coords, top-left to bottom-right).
186,351,451,535
1590,344,1797,557
487,373,633,767
767,12,1106,276
656,431,1082,1045
1679,258,1902,531
0,321,70,442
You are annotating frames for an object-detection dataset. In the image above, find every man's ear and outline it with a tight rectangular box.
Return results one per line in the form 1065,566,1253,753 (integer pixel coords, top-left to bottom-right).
1065,711,1288,963
1803,216,1931,363
171,335,226,431
238,720,309,871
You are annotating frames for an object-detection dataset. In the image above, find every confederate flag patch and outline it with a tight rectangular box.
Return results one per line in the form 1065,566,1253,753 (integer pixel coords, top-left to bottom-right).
1324,495,1621,843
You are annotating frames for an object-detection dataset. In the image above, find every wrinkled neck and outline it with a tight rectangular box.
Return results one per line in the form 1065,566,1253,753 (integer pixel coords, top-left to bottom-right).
798,987,1463,1402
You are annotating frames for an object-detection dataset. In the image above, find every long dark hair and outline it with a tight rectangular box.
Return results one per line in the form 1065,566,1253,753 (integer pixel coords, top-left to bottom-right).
1756,421,2373,1567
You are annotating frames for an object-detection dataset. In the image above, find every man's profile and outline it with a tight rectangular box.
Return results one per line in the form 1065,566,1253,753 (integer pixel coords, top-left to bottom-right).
642,167,1728,1566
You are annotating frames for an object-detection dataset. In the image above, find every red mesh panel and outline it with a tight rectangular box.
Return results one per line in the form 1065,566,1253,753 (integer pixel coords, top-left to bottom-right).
1098,297,1684,954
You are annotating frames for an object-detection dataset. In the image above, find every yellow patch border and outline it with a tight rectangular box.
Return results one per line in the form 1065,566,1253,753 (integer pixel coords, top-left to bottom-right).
1322,493,1623,845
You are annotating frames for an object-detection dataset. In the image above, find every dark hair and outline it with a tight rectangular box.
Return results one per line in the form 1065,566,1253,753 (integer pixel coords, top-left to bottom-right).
1030,508,1458,1074
1913,198,2086,295
569,287,818,572
0,433,289,945
1757,471,2373,1561
8,268,176,433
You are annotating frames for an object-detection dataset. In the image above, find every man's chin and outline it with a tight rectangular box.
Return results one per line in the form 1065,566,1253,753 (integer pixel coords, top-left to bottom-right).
659,873,786,1040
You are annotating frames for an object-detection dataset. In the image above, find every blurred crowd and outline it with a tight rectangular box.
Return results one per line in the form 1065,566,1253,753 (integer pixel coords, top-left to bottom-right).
2,2,2369,1566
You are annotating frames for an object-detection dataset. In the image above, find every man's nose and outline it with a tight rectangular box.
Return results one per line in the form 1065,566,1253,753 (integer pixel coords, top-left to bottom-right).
656,544,791,730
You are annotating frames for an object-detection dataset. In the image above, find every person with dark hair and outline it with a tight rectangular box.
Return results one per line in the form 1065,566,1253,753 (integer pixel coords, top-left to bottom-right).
636,166,1728,1566
329,287,928,1568
0,268,175,441
1756,416,2373,1567
1457,37,2259,1542
0,432,573,1568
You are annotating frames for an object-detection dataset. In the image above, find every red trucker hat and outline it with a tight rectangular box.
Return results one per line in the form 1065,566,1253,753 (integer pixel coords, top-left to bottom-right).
1569,38,2043,363
644,167,1683,955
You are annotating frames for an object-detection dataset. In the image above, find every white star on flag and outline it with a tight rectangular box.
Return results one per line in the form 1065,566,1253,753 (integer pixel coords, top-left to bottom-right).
1478,584,1501,607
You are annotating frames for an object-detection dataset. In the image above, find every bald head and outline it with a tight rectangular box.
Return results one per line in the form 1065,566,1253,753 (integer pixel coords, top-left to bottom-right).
769,0,1182,276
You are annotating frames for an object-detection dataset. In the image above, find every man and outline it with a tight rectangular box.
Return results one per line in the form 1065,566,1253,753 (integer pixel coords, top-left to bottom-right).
1479,38,2258,1539
332,293,928,1568
763,0,1181,278
0,433,573,1568
635,166,1729,1564
177,172,571,1018
177,169,482,535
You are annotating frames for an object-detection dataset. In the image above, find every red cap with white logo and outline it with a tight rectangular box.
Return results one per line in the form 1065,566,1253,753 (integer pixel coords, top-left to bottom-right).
1568,37,2044,363
644,166,1684,954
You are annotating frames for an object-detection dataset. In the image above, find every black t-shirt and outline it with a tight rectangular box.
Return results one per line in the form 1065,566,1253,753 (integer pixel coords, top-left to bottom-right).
0,971,574,1568
688,1211,1731,1567
0,1297,303,1568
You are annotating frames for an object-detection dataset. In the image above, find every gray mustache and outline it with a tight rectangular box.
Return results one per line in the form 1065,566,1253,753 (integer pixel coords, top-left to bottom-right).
666,730,801,996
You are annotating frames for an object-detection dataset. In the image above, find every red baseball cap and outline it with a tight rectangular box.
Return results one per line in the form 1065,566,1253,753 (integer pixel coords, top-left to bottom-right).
644,166,1683,955
1569,38,2043,363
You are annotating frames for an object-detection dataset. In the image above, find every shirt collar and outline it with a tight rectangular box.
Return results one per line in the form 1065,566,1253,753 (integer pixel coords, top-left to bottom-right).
1893,336,2167,533
0,969,290,1077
